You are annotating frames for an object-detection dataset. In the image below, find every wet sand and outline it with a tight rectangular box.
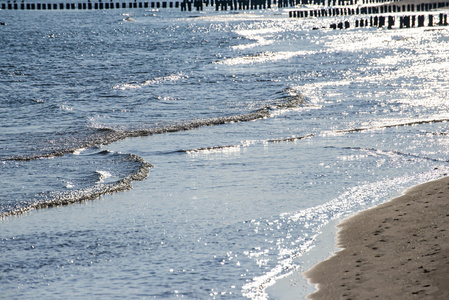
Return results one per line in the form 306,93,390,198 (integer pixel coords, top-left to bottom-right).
305,176,449,300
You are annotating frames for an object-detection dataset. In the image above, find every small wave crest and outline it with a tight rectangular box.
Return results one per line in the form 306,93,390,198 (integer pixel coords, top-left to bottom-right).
177,134,314,154
184,145,241,154
331,146,449,164
0,149,152,218
215,51,312,66
113,73,188,90
271,88,307,110
73,148,87,156
96,170,113,183
335,118,449,134
173,116,449,155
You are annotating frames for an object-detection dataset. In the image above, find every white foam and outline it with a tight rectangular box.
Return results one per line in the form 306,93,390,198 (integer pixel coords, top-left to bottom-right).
96,170,112,183
215,51,312,66
113,73,188,90
73,148,87,156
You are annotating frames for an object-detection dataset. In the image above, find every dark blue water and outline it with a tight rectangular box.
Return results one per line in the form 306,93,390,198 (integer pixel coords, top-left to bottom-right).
2,6,449,299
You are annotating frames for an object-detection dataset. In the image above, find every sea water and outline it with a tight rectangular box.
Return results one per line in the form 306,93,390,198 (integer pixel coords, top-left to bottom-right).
2,6,449,299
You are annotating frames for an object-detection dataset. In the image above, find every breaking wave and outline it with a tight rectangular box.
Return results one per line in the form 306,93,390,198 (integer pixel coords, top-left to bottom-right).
6,91,308,162
0,90,310,218
173,116,449,155
5,90,445,219
215,51,312,66
1,149,152,218
113,73,189,90
335,118,449,134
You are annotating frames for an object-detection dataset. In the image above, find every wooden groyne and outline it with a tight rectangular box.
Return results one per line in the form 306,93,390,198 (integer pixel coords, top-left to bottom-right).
325,12,448,29
184,0,303,10
182,0,274,11
287,0,449,30
0,0,298,10
3,0,447,12
290,1,449,18
0,1,180,10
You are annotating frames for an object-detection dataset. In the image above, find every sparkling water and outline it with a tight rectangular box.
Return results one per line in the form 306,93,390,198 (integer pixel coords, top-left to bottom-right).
2,6,449,299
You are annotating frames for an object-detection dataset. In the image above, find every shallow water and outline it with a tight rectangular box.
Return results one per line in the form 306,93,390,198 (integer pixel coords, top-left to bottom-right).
2,6,449,299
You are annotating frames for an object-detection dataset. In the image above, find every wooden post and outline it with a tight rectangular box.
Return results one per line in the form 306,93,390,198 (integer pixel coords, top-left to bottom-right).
388,15,394,29
379,16,385,27
418,15,425,27
405,15,411,28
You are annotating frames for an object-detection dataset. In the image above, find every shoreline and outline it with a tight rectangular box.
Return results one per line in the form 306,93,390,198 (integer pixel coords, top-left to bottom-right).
304,176,449,299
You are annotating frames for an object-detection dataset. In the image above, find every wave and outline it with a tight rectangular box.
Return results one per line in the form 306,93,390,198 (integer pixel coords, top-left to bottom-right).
1,150,152,218
4,110,272,162
267,133,315,143
91,114,449,158
335,118,449,134
0,89,309,218
173,117,449,155
6,94,444,218
271,88,307,110
1,91,307,217
176,134,315,154
5,91,309,162
96,170,113,183
332,146,449,164
113,73,188,90
215,51,312,66
180,145,242,154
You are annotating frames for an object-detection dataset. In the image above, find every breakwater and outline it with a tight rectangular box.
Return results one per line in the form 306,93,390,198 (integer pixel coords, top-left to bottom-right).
290,1,449,18
1,1,180,9
288,1,449,30
325,12,448,29
0,0,297,10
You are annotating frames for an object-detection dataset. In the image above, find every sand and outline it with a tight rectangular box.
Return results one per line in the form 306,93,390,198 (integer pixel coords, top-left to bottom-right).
304,176,449,300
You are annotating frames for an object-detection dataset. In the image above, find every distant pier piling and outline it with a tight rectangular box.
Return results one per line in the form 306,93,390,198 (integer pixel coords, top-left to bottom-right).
327,13,447,30
0,1,180,10
290,1,449,19
287,0,449,31
2,0,449,13
0,0,287,11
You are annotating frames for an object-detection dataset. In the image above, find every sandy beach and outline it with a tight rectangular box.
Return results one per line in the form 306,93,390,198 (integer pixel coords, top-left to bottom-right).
305,176,449,299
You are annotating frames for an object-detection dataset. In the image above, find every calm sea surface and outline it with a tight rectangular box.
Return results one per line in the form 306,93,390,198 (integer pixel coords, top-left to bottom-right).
2,6,449,299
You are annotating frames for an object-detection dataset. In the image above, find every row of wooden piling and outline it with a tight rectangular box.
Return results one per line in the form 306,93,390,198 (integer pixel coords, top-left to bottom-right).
290,1,449,18
184,0,274,11
327,13,448,29
289,0,449,6
0,1,180,10
0,0,298,10
293,0,399,6
175,0,298,11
